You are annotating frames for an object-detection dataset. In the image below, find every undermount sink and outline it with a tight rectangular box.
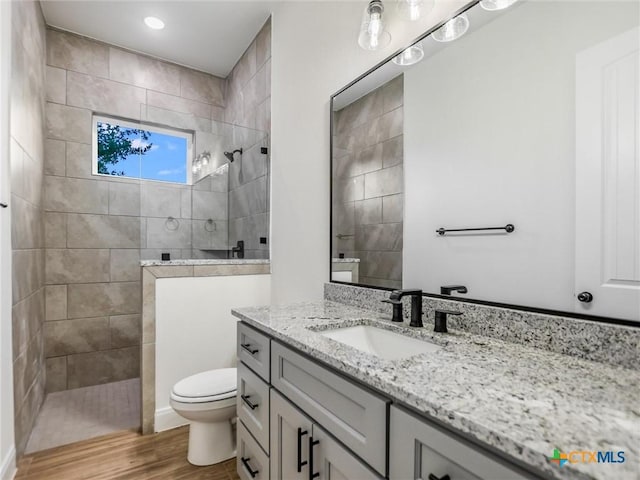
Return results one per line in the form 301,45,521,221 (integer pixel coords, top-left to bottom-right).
320,325,441,360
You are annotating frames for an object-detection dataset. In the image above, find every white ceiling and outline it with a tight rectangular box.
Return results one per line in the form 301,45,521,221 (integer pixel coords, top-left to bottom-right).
40,1,274,77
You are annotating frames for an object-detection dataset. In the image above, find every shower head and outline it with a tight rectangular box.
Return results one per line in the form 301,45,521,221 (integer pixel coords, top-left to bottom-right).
223,148,243,163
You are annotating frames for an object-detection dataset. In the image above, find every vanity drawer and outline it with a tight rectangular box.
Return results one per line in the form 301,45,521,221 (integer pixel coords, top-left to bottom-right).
238,361,270,454
390,406,532,480
238,420,269,480
238,322,270,381
270,341,388,476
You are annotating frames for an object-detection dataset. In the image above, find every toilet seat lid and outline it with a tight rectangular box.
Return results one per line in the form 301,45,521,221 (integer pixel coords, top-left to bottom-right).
172,368,237,399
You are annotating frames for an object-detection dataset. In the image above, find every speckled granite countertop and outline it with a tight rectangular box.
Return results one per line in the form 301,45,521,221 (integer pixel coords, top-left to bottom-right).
232,301,639,480
331,258,361,263
140,259,269,266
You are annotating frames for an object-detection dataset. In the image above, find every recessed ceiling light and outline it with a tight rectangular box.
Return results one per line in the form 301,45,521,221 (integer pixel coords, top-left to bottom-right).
144,16,165,30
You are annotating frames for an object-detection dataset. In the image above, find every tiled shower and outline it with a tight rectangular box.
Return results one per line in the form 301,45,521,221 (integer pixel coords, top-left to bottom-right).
10,0,271,454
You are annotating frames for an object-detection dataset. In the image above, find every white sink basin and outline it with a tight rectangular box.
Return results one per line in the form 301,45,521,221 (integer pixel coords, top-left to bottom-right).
320,325,441,360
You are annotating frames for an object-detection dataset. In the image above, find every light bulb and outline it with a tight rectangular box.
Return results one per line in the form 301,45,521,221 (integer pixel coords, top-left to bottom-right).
144,16,165,30
358,0,392,51
192,164,198,174
480,0,518,11
392,42,424,66
431,14,469,42
397,0,433,22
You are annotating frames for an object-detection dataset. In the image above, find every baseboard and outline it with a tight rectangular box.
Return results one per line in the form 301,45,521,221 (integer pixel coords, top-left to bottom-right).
154,407,187,433
0,446,16,480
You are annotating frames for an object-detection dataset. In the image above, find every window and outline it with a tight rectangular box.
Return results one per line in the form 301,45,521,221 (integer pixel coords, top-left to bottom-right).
92,115,193,184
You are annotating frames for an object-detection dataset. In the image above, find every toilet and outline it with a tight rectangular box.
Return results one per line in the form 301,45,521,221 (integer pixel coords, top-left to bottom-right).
170,368,237,466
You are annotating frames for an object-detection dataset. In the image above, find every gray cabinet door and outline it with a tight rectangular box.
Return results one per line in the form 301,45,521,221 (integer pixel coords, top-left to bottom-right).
270,389,313,480
311,425,383,480
271,341,388,476
390,406,533,480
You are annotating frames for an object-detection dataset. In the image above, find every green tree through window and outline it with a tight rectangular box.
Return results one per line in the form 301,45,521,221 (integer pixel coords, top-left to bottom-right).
96,122,153,175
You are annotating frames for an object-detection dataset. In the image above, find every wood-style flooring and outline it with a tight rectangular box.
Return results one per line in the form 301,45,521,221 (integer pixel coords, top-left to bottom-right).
15,426,241,480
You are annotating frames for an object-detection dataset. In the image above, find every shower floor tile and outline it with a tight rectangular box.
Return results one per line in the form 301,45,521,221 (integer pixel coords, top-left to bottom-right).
25,378,140,454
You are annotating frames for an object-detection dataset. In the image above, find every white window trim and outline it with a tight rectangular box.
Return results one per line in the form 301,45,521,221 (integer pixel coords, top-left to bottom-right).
92,114,194,185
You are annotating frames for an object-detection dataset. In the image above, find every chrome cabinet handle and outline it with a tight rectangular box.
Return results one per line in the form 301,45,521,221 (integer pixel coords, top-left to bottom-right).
241,394,259,410
241,457,259,478
241,343,259,355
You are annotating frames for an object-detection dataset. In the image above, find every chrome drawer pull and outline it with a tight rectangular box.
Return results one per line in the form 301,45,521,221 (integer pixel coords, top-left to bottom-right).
241,394,259,410
241,343,259,355
241,457,259,478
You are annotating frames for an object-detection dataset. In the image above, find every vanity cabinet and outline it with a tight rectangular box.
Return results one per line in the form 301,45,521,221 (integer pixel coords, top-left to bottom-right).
237,322,539,480
389,406,531,480
270,389,381,480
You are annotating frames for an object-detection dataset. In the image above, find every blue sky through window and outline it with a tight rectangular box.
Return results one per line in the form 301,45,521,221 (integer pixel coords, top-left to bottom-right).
96,121,188,184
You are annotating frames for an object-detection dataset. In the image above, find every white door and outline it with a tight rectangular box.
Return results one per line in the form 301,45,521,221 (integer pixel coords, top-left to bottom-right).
575,27,640,321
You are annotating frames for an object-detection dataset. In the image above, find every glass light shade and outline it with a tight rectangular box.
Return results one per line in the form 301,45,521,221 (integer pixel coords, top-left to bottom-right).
358,0,392,51
397,0,434,22
480,0,518,11
431,14,469,42
392,42,424,66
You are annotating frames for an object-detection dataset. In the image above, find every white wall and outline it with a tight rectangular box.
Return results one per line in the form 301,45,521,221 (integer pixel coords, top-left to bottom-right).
0,1,16,477
269,0,467,304
403,1,638,312
154,274,271,432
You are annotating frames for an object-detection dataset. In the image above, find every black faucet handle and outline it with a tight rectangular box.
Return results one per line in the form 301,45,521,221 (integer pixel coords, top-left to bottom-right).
434,310,462,333
440,285,468,295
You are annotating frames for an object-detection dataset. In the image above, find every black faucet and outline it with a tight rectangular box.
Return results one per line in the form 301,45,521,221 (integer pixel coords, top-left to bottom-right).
440,285,467,295
231,240,245,259
383,289,423,327
434,309,462,333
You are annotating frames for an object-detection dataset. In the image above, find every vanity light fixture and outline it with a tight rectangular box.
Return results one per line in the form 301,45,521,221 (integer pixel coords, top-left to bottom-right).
431,13,469,42
358,0,391,51
397,0,433,22
392,41,424,66
144,16,165,30
479,0,518,11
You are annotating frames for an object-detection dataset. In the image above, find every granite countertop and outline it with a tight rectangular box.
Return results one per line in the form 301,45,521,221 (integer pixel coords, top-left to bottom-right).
140,259,270,266
232,301,639,480
331,258,361,263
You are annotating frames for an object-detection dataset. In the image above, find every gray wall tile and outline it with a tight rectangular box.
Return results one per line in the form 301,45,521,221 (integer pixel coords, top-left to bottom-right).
383,194,403,223
47,29,109,77
12,250,44,304
146,90,211,119
66,71,146,119
109,48,181,96
355,198,382,225
110,315,141,348
45,285,67,321
110,249,141,282
45,249,110,284
66,346,140,389
140,184,183,218
44,139,65,176
45,357,67,392
364,165,403,199
180,68,225,106
109,182,140,216
67,281,141,318
146,218,191,249
44,175,109,214
45,102,91,143
67,214,140,248
44,317,110,356
45,65,66,104
44,211,66,248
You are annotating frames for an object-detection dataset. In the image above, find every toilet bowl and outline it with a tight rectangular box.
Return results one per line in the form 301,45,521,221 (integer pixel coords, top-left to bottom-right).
170,368,237,466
